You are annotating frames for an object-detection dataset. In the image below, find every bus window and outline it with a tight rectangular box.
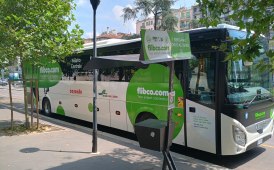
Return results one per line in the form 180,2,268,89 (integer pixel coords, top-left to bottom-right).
60,55,90,81
187,54,216,105
98,66,137,82
225,34,272,104
226,58,272,104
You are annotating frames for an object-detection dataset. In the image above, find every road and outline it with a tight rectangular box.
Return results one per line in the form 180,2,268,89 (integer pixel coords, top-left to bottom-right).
0,85,24,109
188,136,274,170
0,85,274,170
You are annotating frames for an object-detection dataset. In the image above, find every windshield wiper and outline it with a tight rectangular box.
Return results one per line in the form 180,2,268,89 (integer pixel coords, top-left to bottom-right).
243,95,257,109
243,89,262,109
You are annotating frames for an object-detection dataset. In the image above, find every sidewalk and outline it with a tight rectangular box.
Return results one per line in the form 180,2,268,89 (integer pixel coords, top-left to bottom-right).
0,104,226,170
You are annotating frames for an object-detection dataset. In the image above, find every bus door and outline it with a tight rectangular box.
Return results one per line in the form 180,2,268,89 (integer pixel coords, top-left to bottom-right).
185,53,217,154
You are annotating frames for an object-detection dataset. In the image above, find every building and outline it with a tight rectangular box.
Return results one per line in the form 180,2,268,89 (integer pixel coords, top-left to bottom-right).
177,7,193,31
192,4,203,20
136,17,161,34
135,6,195,34
84,29,131,44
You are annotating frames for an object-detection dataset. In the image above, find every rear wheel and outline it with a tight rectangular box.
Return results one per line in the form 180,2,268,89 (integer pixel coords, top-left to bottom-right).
42,98,52,116
135,112,157,124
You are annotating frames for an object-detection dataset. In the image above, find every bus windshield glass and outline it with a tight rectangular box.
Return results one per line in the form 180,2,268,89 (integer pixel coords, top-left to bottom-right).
226,30,272,104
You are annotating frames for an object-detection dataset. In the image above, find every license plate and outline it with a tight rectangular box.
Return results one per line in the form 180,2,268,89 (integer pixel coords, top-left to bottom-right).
257,138,263,145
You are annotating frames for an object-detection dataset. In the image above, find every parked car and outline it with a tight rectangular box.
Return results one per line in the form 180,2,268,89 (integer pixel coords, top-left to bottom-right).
0,79,8,86
14,80,23,87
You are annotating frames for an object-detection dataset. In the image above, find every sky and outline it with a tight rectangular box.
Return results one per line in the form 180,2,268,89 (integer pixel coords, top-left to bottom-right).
74,0,196,38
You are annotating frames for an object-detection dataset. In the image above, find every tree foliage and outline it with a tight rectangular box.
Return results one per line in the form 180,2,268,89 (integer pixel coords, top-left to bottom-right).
197,0,274,72
122,0,178,31
0,0,84,66
189,19,202,29
0,0,83,127
160,10,178,31
122,34,141,40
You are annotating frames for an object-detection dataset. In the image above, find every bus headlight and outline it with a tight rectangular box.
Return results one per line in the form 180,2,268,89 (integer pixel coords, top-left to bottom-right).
233,126,246,146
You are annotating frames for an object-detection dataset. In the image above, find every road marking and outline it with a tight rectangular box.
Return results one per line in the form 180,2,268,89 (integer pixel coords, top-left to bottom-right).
261,144,274,149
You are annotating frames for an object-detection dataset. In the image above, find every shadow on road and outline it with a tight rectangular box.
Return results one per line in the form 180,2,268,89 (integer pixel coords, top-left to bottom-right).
218,147,266,169
20,147,92,154
18,147,217,170
0,102,25,109
0,120,24,128
172,144,266,169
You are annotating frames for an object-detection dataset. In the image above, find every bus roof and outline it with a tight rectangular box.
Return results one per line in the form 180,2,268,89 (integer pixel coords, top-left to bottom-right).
82,38,141,51
80,24,254,53
180,23,255,34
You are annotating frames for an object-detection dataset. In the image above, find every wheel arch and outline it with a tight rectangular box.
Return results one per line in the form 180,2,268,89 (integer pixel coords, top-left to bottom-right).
135,111,158,124
132,106,156,122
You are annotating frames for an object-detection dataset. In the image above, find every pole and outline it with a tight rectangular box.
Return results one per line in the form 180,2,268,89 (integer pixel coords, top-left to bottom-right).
162,61,177,170
167,61,174,150
92,7,98,153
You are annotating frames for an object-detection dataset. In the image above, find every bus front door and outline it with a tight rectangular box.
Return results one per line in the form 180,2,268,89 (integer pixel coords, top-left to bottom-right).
185,53,217,154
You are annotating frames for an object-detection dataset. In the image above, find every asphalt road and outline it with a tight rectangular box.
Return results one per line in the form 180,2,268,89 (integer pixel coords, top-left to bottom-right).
185,136,274,170
0,86,25,111
1,85,274,170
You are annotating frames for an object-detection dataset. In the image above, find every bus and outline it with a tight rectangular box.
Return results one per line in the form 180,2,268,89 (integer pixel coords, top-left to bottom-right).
35,24,274,155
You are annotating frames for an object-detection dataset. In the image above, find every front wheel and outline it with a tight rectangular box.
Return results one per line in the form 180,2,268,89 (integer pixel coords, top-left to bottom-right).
42,98,52,116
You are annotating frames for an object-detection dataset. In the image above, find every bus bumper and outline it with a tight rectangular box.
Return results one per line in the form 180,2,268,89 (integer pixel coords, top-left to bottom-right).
221,114,274,155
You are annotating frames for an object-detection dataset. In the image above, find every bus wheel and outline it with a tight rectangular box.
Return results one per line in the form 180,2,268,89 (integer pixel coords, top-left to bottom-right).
42,98,52,116
135,112,157,124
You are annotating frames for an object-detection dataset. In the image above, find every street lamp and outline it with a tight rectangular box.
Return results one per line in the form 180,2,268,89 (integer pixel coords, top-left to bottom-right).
90,0,100,153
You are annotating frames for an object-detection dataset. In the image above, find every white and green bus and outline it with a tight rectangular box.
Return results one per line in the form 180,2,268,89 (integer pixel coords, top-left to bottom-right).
29,24,274,155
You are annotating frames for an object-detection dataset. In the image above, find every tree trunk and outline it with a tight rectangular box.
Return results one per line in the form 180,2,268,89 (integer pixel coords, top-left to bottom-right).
195,59,202,95
8,80,14,130
30,65,34,127
154,13,157,30
30,80,33,127
35,79,39,129
21,62,30,128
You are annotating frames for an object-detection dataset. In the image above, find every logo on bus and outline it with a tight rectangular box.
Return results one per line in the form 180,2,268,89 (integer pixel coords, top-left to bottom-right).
98,89,118,98
70,89,82,94
255,111,266,120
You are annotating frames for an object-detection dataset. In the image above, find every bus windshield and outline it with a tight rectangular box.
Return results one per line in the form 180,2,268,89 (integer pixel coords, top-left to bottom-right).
226,30,272,104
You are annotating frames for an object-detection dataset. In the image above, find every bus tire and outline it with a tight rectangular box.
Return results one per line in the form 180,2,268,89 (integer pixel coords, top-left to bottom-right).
135,112,157,124
42,98,52,116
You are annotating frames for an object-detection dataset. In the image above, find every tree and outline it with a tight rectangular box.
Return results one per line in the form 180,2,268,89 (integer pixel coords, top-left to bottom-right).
160,10,178,31
0,0,83,128
122,34,141,40
197,0,274,72
122,0,178,31
189,19,202,29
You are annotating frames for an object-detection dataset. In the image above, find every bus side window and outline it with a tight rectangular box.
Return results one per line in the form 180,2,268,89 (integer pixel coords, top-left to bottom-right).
125,66,137,82
187,55,216,105
97,66,137,82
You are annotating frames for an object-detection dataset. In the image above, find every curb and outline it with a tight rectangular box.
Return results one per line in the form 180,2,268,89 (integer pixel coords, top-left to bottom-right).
0,103,139,146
